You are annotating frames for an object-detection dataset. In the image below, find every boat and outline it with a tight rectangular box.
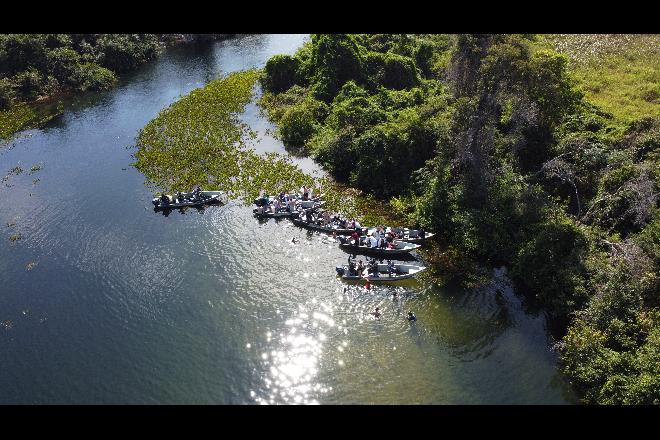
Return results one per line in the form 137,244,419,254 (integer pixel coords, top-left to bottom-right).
291,217,366,236
365,227,435,244
252,207,300,219
335,262,427,282
152,190,227,210
253,193,324,207
337,237,421,257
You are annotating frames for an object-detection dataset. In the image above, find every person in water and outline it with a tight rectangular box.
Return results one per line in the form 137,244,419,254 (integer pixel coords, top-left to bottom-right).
407,311,416,322
371,307,381,319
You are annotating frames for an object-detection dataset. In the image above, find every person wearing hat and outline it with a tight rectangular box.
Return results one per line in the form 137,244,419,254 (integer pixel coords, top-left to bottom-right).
407,311,417,322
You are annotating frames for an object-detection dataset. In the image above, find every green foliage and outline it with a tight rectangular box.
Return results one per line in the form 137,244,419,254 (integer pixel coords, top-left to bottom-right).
0,102,37,140
259,34,660,403
277,98,327,150
512,217,591,317
0,77,16,110
262,54,301,93
308,34,365,102
12,68,53,100
95,34,162,73
135,70,315,201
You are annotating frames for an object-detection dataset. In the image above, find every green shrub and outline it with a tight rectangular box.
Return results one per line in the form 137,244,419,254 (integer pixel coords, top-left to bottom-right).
278,102,318,149
73,63,117,91
262,54,300,93
0,77,16,110
512,217,591,317
12,68,51,100
47,46,81,86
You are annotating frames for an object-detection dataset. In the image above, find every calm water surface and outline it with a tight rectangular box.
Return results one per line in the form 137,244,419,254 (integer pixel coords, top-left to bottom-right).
0,35,576,404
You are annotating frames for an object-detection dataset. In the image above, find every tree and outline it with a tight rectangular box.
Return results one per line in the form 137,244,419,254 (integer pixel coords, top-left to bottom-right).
262,54,300,93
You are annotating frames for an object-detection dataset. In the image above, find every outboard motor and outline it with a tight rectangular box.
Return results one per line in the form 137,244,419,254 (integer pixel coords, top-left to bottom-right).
335,266,345,276
152,199,159,207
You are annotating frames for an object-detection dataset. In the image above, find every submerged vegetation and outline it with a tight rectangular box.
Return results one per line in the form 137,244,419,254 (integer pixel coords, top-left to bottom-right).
258,34,659,404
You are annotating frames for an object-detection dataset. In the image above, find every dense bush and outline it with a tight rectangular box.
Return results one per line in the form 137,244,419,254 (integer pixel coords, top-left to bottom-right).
0,34,164,107
0,77,16,109
262,54,301,94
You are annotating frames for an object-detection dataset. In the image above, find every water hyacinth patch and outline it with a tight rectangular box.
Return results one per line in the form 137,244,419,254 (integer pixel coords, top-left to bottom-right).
134,70,315,202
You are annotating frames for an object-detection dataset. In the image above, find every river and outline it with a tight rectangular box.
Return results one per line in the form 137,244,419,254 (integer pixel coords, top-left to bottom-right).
0,34,576,404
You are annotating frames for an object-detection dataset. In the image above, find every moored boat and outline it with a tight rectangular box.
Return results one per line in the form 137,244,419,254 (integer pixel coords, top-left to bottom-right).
335,262,426,282
252,208,301,219
152,190,227,210
337,237,421,257
291,217,365,235
365,227,435,244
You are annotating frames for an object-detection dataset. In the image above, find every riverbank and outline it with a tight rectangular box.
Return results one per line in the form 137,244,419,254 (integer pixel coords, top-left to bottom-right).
0,34,238,143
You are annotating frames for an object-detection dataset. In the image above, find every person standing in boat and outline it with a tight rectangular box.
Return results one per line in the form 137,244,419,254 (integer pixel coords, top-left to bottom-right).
351,230,360,247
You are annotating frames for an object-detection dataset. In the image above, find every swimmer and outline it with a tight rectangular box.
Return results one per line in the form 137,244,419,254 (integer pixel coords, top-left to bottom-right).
407,311,416,322
371,307,382,319
392,291,398,300
292,237,299,244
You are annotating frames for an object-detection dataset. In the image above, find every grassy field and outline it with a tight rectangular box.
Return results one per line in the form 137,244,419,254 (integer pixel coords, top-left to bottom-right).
538,34,659,123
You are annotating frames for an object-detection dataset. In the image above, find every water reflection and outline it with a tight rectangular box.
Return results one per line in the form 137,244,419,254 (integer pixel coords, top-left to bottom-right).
252,302,337,405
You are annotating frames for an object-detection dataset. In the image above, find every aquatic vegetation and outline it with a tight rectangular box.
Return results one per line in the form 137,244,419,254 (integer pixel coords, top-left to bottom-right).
135,70,314,203
29,164,42,173
9,232,22,242
0,103,37,141
26,261,38,271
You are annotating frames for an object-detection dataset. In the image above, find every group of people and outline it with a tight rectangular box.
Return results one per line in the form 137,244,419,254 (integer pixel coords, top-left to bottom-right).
301,209,364,232
157,185,206,206
254,191,300,214
348,226,397,249
346,257,400,278
254,188,321,215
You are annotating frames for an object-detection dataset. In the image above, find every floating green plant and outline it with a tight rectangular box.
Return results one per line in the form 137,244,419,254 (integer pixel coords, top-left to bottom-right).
134,70,315,201
9,233,22,242
0,103,37,142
